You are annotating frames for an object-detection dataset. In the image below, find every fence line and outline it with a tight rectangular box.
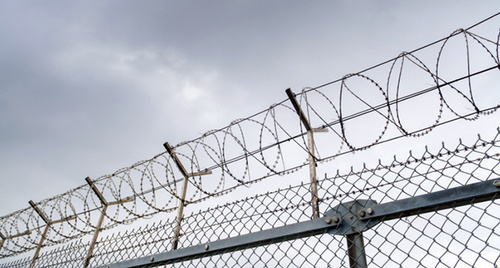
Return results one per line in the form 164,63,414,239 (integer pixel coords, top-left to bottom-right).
3,126,499,267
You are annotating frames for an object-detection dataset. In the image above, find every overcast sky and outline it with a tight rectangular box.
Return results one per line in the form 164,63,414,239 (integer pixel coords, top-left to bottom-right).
0,1,498,216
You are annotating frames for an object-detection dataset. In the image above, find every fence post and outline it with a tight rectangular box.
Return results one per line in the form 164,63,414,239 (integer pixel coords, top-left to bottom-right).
164,142,211,250
346,233,367,268
286,88,328,219
28,200,75,268
306,130,320,219
84,177,134,268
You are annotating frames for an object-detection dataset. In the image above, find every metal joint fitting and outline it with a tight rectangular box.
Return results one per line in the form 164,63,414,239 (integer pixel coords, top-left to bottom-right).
358,210,366,218
367,208,374,215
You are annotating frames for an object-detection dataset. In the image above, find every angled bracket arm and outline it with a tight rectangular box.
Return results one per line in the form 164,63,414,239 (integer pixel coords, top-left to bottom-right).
86,176,108,206
164,142,189,178
285,88,312,131
29,200,50,225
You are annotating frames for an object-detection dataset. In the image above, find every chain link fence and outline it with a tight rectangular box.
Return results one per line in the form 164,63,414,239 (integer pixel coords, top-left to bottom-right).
99,129,500,267
3,127,499,267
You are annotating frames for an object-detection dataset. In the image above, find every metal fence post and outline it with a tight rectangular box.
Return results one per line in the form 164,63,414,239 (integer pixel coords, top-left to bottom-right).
346,233,367,268
84,177,134,268
286,88,328,219
28,200,75,268
307,130,320,219
164,142,212,250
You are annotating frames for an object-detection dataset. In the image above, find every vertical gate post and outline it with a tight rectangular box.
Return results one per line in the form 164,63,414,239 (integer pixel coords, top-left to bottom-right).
84,177,134,268
164,142,211,250
286,88,328,219
28,200,75,268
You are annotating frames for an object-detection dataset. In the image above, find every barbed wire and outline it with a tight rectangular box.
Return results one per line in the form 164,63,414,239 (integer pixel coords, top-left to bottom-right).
0,12,499,260
3,125,499,267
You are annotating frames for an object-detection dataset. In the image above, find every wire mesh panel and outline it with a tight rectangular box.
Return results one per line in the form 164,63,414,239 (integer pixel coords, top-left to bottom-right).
88,219,177,267
68,129,499,267
0,239,88,268
317,130,500,267
86,129,500,267
34,240,87,268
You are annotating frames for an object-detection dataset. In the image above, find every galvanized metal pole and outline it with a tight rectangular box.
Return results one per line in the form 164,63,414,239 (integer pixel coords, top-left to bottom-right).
286,88,320,219
84,177,134,267
29,200,50,268
30,224,50,268
84,176,109,268
28,200,75,268
172,176,188,250
164,142,211,250
307,130,320,219
346,233,368,268
164,142,190,250
84,204,108,268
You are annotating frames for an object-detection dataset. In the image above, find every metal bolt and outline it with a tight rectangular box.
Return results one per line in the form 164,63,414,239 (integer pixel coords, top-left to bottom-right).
325,217,332,224
358,210,366,218
494,180,500,188
205,244,210,250
333,216,340,223
367,208,374,215
349,214,354,220
347,204,352,210
150,256,154,262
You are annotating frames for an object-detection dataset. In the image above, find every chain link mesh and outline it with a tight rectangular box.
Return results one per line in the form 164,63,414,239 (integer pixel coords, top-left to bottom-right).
3,129,496,267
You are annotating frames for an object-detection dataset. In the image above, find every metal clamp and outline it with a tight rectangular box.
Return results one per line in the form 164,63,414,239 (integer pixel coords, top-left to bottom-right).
326,199,378,236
